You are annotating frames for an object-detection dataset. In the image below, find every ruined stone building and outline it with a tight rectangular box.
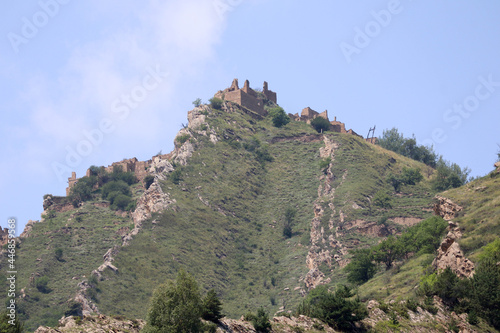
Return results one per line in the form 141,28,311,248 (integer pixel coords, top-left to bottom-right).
214,79,277,116
289,107,362,138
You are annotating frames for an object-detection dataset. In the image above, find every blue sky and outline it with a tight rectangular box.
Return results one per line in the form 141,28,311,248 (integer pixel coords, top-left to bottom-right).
1,0,499,234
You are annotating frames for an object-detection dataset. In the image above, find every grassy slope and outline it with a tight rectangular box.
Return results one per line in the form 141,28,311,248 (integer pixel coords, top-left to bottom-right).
97,105,436,319
356,171,500,332
1,104,438,330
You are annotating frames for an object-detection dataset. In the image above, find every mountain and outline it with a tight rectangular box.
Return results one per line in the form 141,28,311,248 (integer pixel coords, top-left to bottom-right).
1,80,498,332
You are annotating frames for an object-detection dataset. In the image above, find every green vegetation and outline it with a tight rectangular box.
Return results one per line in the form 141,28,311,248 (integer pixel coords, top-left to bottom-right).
296,285,367,331
373,190,392,209
209,97,223,109
176,133,191,145
144,175,155,190
192,98,202,107
346,216,447,276
0,311,24,332
251,307,272,333
54,248,63,261
201,289,224,323
144,269,203,333
310,117,330,133
377,128,437,167
268,106,290,128
378,128,470,191
35,276,51,293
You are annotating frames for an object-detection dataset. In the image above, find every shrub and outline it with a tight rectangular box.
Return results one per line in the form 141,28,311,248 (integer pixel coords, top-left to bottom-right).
310,117,330,133
432,157,470,191
101,180,130,200
170,169,183,185
387,172,402,192
143,269,203,333
143,175,155,190
373,190,393,209
54,248,63,261
319,158,331,174
268,106,290,128
111,194,132,211
69,176,97,206
401,167,423,185
36,276,51,293
209,97,223,110
192,98,202,107
176,134,191,145
64,301,83,318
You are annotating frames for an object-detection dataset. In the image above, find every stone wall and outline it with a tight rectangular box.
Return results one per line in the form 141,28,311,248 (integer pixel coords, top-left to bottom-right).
215,78,276,116
65,157,153,197
0,227,9,247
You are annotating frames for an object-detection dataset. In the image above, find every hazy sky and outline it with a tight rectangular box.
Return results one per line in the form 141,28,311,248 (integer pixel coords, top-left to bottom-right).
1,0,499,233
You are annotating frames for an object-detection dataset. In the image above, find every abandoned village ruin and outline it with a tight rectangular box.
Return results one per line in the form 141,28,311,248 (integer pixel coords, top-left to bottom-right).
66,79,372,196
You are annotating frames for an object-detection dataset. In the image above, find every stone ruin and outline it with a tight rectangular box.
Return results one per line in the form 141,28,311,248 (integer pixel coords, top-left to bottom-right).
214,79,277,116
289,107,365,138
66,157,158,196
215,79,373,142
0,227,9,247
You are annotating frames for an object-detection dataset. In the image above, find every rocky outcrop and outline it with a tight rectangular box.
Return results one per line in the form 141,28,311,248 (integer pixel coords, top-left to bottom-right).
35,315,144,332
433,196,463,221
495,161,500,172
74,281,100,316
433,221,475,278
304,136,350,290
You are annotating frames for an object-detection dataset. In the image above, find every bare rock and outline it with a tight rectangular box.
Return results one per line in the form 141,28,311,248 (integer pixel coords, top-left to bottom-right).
433,196,463,221
35,315,144,332
432,222,475,278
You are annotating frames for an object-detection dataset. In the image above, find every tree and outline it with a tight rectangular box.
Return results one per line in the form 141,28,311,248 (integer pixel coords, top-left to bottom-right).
101,180,130,200
0,311,24,332
310,117,331,133
386,173,402,192
192,98,202,107
252,307,271,333
268,106,290,128
470,258,500,329
432,157,470,191
401,167,423,185
143,269,203,333
345,249,377,284
201,289,223,323
373,236,404,270
296,285,367,331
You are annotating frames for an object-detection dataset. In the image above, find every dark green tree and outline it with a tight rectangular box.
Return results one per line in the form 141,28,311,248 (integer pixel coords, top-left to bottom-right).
143,269,203,333
0,311,24,332
345,249,377,284
252,307,271,333
201,289,223,323
268,106,290,128
296,285,367,331
401,167,423,185
310,117,331,133
431,157,470,191
470,258,500,329
373,236,404,270
386,173,402,192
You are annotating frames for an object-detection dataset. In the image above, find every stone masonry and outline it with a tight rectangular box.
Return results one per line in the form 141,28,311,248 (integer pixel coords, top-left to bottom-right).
214,79,277,116
289,107,363,138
